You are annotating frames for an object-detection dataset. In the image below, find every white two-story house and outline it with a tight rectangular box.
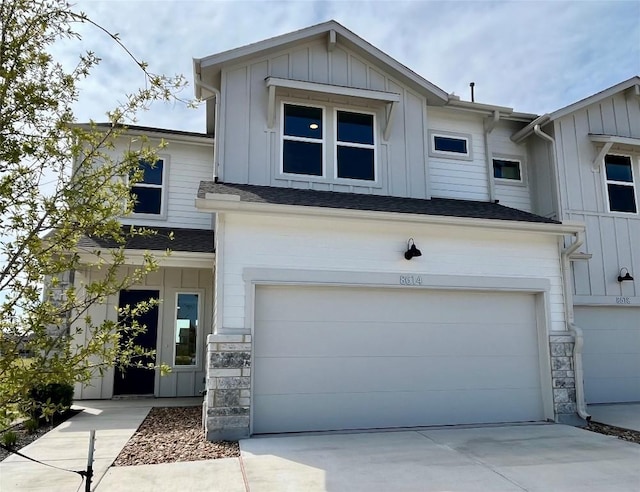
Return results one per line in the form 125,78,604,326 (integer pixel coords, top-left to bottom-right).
191,21,585,440
73,22,637,440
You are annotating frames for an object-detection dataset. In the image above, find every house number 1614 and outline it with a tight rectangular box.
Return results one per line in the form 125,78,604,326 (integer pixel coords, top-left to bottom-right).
400,275,422,286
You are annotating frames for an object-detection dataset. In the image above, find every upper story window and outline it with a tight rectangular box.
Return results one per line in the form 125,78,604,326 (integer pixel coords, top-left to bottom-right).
131,159,165,215
604,154,637,213
282,104,324,176
336,110,375,181
493,158,522,181
429,131,472,160
281,102,377,182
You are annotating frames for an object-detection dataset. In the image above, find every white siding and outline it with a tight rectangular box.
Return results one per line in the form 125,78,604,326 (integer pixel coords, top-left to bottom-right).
552,92,640,301
119,139,214,229
217,214,566,333
427,108,489,201
490,121,532,212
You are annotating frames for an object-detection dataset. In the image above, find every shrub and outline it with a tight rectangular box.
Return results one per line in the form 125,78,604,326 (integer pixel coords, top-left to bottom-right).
26,382,74,423
23,419,39,434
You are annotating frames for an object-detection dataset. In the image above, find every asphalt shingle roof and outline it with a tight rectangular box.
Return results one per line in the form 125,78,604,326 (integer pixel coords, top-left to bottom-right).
198,182,559,224
78,227,214,253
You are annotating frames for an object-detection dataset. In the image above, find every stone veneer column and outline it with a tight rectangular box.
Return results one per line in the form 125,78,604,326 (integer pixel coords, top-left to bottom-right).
549,334,577,420
204,334,251,441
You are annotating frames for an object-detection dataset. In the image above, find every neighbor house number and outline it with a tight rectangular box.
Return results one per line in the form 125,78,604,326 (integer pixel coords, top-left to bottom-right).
400,275,422,286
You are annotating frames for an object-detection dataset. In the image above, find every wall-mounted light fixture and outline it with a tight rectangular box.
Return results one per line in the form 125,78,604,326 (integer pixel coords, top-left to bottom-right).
404,238,422,260
618,268,634,282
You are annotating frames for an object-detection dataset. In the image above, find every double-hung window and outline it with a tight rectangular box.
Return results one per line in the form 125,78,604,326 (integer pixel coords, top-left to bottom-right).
282,104,324,176
604,154,637,213
336,110,375,181
131,159,165,215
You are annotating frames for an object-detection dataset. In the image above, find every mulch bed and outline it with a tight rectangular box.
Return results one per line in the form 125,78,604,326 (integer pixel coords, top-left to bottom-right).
584,421,640,444
0,409,81,462
113,406,239,466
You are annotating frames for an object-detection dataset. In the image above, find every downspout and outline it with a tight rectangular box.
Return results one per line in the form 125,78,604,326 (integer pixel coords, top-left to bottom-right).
535,122,590,421
561,231,591,421
484,110,500,202
194,74,221,182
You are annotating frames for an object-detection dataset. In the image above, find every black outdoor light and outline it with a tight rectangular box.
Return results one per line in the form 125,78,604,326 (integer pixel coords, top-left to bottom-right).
617,268,634,282
404,238,422,260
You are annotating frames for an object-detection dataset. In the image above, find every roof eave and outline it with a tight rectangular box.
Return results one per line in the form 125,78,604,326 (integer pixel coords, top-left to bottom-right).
195,194,583,236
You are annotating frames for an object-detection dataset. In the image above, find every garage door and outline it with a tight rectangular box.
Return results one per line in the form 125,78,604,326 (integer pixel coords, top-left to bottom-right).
576,306,640,403
253,285,544,434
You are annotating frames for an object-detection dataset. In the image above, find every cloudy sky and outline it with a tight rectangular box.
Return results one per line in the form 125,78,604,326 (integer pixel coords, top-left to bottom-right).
61,0,639,133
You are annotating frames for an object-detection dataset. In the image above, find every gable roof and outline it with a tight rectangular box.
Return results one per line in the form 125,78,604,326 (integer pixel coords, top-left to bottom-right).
194,20,449,105
197,182,559,225
78,227,214,253
75,123,214,145
548,76,640,121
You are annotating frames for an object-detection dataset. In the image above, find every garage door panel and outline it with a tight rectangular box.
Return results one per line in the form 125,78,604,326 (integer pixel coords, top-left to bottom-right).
255,356,541,395
256,321,538,358
254,285,543,433
254,388,544,434
256,287,535,324
575,306,640,403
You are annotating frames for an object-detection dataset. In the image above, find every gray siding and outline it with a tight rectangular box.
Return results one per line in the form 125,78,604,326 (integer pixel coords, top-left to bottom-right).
490,121,531,212
553,93,640,301
217,39,433,198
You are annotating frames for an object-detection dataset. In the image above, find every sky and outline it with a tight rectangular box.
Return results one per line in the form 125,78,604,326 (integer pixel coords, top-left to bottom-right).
57,0,640,134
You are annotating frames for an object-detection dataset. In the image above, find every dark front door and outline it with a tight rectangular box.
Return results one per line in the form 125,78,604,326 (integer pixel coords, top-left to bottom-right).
114,289,159,396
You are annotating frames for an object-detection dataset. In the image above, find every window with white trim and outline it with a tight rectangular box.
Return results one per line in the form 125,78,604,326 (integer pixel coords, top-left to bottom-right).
336,110,375,181
131,159,165,215
604,154,637,213
282,104,324,176
493,158,522,181
281,103,377,182
429,131,472,160
174,292,200,367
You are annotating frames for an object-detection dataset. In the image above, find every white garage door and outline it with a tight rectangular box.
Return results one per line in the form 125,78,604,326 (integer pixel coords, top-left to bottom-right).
576,306,640,403
253,285,544,434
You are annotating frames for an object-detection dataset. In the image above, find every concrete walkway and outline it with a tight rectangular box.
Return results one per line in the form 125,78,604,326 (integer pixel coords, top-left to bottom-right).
2,400,640,492
0,398,200,491
587,402,640,432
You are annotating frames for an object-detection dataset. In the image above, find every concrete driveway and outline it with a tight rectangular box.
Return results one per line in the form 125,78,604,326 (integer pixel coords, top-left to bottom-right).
238,424,640,492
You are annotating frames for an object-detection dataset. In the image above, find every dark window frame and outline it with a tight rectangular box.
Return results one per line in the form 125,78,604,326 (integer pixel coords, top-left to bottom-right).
493,158,523,182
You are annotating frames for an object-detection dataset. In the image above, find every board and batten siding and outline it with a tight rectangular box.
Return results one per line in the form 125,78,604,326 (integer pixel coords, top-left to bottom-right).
73,266,214,399
552,92,640,300
119,140,214,230
216,39,432,199
490,121,532,213
216,213,566,333
427,107,489,202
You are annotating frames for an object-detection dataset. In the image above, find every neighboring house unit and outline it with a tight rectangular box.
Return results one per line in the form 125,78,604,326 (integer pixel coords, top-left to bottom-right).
72,126,216,399
513,77,640,404
72,21,638,440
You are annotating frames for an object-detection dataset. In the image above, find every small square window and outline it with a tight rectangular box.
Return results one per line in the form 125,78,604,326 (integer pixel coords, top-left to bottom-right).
131,159,164,215
604,154,637,213
493,159,522,181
